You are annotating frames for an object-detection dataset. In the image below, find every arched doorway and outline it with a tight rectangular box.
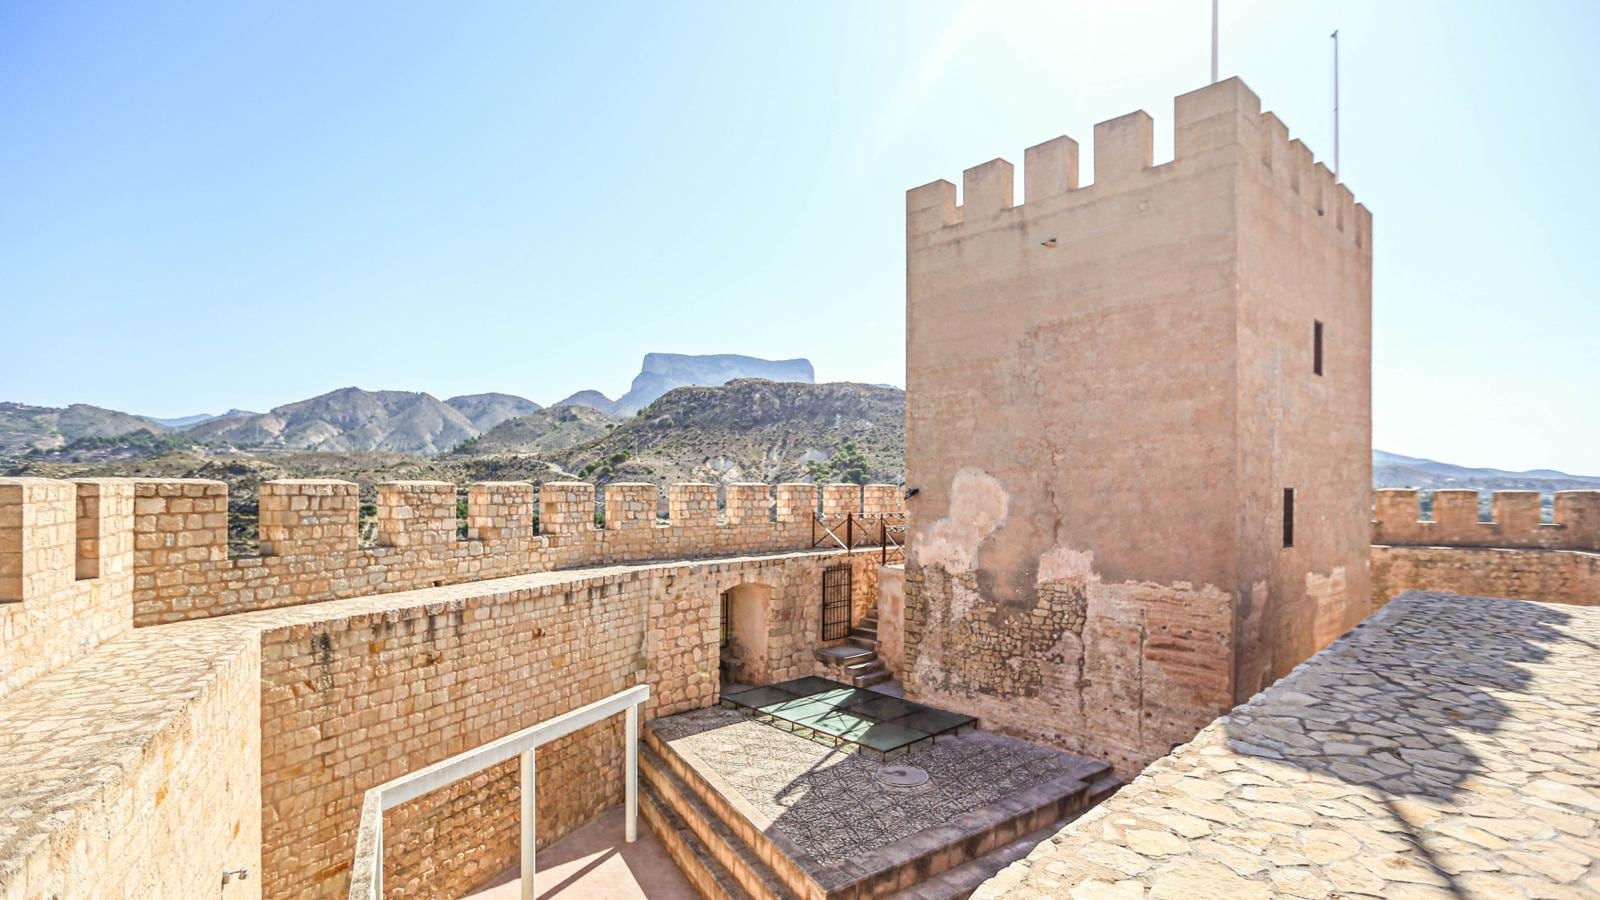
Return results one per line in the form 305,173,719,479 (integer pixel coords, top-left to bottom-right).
720,582,774,687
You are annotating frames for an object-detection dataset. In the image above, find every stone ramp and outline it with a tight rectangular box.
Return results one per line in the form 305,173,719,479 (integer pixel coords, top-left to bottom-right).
643,706,1113,898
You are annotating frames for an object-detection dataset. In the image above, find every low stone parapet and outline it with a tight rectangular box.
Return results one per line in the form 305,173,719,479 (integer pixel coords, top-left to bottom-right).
1373,488,1600,550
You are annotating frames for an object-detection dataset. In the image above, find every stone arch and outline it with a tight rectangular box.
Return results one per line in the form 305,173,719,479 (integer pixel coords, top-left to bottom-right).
720,581,776,686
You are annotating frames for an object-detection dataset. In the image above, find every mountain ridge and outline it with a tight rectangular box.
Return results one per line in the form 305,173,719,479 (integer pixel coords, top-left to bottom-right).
555,353,815,416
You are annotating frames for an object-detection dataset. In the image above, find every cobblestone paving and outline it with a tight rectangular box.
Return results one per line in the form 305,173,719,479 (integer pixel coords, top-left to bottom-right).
651,706,1101,867
973,592,1600,899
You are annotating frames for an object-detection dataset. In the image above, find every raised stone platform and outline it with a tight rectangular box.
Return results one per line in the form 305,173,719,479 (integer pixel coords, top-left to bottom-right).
972,592,1600,899
643,705,1112,898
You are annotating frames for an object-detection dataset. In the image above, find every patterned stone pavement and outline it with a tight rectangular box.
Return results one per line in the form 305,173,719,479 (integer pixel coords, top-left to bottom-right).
651,705,1102,868
972,592,1600,899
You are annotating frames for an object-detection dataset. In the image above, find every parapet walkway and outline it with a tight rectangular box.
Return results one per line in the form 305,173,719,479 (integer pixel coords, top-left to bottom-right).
973,592,1600,899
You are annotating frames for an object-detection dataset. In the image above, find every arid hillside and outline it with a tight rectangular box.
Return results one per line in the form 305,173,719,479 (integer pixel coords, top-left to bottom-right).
548,379,904,485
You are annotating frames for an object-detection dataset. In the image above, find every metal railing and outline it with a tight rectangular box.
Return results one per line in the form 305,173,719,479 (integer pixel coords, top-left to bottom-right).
811,511,908,558
348,684,651,900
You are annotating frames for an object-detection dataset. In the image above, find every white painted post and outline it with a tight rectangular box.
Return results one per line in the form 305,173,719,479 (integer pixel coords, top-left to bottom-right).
520,749,536,900
374,817,383,899
625,703,639,843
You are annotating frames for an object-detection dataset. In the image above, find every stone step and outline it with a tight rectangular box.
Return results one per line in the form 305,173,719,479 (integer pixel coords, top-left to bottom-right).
645,722,1107,900
815,644,876,667
640,745,798,900
640,778,756,900
851,624,879,640
642,725,816,897
1088,774,1122,805
853,669,893,688
884,825,1062,900
845,658,885,676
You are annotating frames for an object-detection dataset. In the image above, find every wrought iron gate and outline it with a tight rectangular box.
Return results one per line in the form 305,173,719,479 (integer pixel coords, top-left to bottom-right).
821,564,853,640
720,590,732,649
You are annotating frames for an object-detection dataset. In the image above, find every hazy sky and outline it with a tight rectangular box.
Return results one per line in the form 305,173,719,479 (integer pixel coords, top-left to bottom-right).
2,2,1596,473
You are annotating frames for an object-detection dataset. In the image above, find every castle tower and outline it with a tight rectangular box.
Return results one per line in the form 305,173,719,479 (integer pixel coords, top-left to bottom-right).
903,78,1371,773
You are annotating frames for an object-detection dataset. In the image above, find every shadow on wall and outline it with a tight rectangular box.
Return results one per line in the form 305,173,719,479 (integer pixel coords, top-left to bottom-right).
1221,593,1582,895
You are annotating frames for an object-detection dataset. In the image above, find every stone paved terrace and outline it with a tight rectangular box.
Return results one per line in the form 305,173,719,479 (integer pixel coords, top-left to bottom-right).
649,705,1108,885
973,591,1600,899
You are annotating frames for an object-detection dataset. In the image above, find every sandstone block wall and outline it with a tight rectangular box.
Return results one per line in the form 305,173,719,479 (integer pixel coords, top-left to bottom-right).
862,484,902,517
0,478,134,702
260,479,359,556
606,482,657,529
724,482,773,525
1373,488,1600,550
904,78,1370,775
376,481,458,549
126,478,886,625
669,482,717,528
539,481,595,533
0,614,261,900
1371,545,1598,609
775,483,817,522
466,482,533,542
1,473,890,900
256,550,884,899
821,483,862,518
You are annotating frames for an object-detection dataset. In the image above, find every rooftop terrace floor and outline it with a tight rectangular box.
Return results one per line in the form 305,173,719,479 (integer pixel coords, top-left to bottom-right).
973,592,1600,899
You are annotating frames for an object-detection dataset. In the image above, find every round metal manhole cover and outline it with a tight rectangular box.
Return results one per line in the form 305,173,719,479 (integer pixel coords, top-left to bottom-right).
877,765,929,787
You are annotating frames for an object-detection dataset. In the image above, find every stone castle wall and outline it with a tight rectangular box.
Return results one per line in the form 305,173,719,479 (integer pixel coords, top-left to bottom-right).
0,478,134,702
1372,488,1600,550
0,475,888,900
903,78,1370,776
129,478,903,626
259,550,882,899
1369,488,1600,609
1372,544,1598,609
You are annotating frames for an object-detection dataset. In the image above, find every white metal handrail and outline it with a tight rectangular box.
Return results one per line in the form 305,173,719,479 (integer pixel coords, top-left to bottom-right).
348,683,650,900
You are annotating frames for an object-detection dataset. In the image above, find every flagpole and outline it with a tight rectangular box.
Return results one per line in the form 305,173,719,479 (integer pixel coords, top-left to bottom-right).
1211,0,1219,83
1331,29,1340,176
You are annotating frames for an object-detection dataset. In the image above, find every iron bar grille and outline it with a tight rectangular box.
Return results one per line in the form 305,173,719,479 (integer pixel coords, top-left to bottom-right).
821,564,853,641
720,590,732,649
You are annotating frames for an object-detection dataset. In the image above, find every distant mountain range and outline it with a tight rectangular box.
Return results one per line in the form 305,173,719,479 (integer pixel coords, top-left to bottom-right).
7,356,1598,497
1373,450,1600,493
2,353,818,459
139,409,257,430
553,353,815,417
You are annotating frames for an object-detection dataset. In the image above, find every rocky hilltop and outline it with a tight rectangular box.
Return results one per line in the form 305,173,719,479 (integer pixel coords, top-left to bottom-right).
555,353,815,417
0,402,161,455
442,393,542,431
450,405,616,457
186,387,486,456
549,379,901,485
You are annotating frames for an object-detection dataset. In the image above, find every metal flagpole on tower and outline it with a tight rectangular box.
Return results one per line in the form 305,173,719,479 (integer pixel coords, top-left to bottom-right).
1331,29,1340,176
1211,0,1219,83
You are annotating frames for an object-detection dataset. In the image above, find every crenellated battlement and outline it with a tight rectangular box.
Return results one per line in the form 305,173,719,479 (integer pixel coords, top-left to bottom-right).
907,77,1370,251
1373,488,1600,551
0,476,905,628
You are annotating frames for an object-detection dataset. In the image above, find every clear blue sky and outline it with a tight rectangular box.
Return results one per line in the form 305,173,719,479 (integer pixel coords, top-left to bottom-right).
2,2,1596,473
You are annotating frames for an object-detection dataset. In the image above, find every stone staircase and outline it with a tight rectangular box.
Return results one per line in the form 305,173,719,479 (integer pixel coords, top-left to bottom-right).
639,720,1120,900
814,611,891,688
